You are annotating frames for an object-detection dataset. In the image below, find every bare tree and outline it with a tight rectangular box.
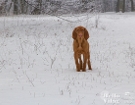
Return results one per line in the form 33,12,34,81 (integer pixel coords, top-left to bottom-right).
116,0,120,12
20,0,24,14
116,0,126,13
13,0,19,14
122,0,125,13
130,0,134,11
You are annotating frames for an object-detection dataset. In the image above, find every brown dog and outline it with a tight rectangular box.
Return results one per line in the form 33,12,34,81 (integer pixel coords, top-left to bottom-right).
72,26,92,72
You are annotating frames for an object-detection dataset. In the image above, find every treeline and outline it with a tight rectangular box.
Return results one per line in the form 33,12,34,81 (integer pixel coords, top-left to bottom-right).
0,0,134,15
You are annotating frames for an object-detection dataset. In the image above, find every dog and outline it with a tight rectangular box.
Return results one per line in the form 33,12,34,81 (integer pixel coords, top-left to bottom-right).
72,26,92,72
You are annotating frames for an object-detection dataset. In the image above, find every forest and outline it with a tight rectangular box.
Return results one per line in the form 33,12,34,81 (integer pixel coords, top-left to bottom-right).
0,0,135,16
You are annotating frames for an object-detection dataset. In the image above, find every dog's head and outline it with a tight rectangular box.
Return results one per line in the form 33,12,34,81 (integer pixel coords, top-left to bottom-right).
72,26,89,40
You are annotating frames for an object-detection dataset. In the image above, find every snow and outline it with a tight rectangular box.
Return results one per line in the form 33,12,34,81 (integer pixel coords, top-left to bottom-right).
0,13,135,105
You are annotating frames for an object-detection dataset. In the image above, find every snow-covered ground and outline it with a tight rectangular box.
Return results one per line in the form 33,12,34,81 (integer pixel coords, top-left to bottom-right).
0,13,135,105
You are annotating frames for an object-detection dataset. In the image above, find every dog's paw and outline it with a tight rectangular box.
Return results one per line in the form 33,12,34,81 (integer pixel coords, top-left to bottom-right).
82,68,86,72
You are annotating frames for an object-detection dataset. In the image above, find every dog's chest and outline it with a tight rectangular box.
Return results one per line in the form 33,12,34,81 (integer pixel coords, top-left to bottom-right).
77,43,87,53
77,49,84,54
73,39,88,53
78,42,86,49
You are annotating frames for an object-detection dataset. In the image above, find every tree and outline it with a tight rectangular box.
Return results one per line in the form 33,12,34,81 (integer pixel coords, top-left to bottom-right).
116,0,125,13
116,0,120,12
31,0,42,14
130,0,134,11
122,0,125,13
13,0,19,14
20,0,25,14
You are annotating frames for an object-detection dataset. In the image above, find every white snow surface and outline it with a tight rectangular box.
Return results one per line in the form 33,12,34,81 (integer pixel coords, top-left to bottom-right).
0,13,135,105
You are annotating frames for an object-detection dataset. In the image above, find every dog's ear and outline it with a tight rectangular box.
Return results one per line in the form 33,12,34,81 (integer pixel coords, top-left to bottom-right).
84,28,89,40
72,28,77,40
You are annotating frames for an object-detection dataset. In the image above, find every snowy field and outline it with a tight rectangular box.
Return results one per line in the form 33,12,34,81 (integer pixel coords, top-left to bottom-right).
0,13,135,105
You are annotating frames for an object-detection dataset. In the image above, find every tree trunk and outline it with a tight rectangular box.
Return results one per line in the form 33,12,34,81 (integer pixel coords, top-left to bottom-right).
39,0,42,14
122,0,125,13
20,0,24,14
116,0,120,12
13,0,19,14
130,0,134,11
103,0,106,12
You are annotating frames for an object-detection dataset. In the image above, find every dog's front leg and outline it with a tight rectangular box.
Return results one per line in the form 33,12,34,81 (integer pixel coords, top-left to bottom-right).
82,52,87,72
74,52,80,72
79,54,82,70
